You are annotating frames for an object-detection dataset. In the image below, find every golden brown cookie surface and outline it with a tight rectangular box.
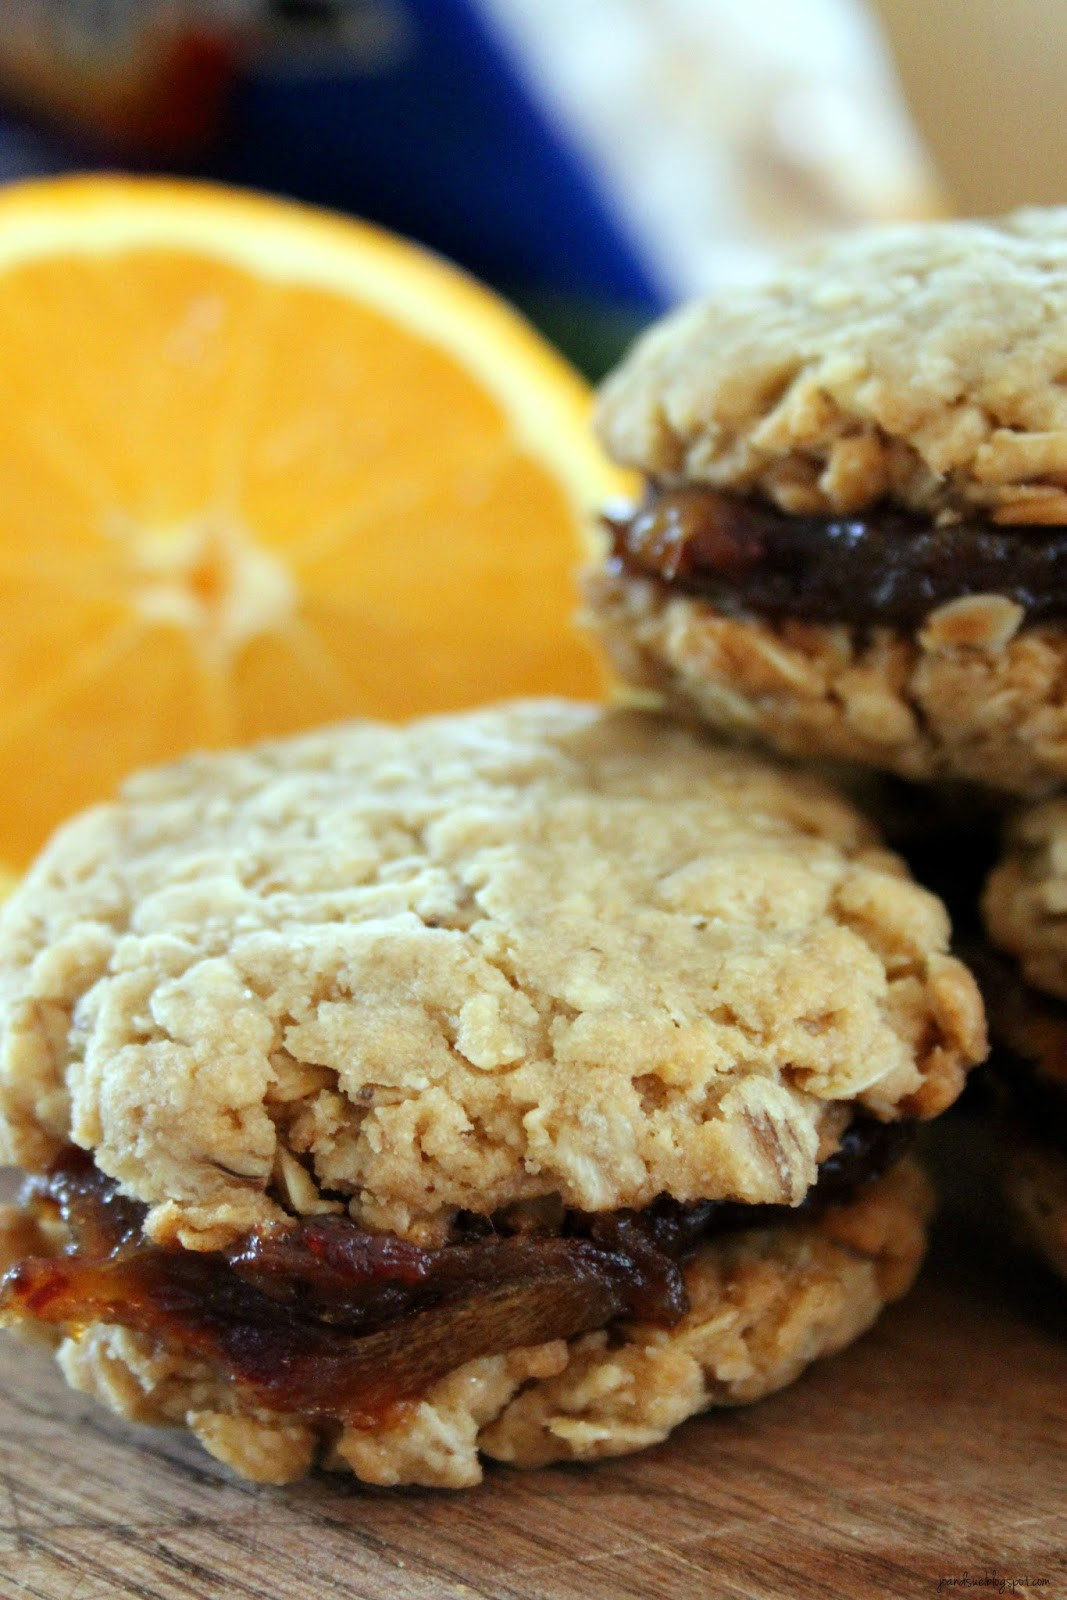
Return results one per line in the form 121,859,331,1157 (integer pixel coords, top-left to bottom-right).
598,210,1067,523
0,701,984,1249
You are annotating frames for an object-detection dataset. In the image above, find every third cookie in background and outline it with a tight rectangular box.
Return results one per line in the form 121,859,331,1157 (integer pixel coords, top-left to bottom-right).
584,210,1067,794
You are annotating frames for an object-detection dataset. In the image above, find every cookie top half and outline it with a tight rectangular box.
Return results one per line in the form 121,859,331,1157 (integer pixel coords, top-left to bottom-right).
0,701,984,1250
598,210,1067,522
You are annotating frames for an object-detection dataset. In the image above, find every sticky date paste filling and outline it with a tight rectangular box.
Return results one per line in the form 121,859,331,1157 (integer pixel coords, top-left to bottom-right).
0,1119,911,1427
606,486,1067,628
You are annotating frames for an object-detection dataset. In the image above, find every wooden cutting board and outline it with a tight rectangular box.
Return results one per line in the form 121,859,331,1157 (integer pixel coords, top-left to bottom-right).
1,1115,1064,1600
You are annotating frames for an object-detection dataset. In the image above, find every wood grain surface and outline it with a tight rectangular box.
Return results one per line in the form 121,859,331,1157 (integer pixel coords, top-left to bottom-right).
0,1114,1063,1600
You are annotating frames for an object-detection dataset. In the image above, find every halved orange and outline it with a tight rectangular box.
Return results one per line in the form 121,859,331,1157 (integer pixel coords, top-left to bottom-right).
0,177,623,871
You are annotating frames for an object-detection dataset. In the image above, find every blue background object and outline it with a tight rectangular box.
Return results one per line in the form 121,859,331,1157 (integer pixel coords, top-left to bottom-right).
0,0,665,373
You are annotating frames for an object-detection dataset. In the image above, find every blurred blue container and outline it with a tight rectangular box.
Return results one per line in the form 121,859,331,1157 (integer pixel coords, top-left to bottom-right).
0,0,666,370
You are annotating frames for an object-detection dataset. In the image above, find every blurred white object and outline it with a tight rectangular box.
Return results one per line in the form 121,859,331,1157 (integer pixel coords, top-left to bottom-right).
875,0,1067,215
481,0,944,295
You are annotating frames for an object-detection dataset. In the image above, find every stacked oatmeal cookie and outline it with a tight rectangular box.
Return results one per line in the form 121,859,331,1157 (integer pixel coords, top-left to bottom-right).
4,209,1065,1493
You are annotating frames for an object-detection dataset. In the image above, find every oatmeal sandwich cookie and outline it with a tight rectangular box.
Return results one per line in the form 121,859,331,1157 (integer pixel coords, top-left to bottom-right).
587,210,1067,793
0,702,985,1486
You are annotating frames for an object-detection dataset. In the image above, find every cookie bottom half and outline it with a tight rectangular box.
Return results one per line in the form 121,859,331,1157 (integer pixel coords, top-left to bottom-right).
583,564,1067,795
0,1159,929,1489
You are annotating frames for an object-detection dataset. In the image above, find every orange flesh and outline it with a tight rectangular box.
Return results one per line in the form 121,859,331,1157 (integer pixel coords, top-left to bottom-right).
0,180,619,868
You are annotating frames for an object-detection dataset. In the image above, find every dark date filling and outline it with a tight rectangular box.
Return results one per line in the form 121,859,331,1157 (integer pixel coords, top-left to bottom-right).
606,486,1067,629
0,1118,911,1427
